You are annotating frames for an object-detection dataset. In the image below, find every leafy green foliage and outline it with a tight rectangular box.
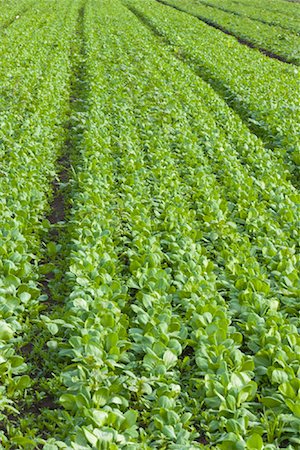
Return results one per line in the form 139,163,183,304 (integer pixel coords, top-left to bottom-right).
0,0,82,445
194,0,300,35
0,0,299,448
124,0,300,181
160,0,300,64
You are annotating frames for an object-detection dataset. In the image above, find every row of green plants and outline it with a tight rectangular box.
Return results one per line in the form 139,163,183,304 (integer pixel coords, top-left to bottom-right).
0,0,82,446
0,0,32,28
17,0,299,448
159,0,300,64
124,0,300,183
0,0,299,447
194,0,300,34
232,0,300,22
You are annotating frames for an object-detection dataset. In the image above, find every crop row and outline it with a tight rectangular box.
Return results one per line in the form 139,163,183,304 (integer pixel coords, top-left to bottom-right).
194,0,300,34
0,0,82,446
124,0,300,184
0,0,32,29
6,0,297,448
0,0,299,447
160,0,300,64
234,0,300,19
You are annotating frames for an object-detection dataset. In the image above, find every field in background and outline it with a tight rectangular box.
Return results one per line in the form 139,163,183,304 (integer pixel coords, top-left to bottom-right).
0,0,299,448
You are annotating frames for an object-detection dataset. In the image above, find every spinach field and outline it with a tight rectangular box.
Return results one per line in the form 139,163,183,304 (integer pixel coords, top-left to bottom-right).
0,0,299,448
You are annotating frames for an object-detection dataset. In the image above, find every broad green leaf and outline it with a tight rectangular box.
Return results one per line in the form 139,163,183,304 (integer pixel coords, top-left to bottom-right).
271,369,289,384
246,434,263,450
163,349,177,369
0,321,14,341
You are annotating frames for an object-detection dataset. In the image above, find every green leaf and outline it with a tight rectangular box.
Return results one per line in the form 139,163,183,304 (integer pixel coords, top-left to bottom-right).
0,321,14,341
237,381,257,405
246,433,263,450
271,369,289,384
90,409,108,426
47,241,58,256
11,437,37,446
83,428,98,446
5,274,21,287
163,349,177,369
15,375,31,390
93,388,109,407
124,410,138,427
279,382,296,399
19,292,31,303
261,396,282,407
59,394,77,410
47,340,58,350
46,322,59,335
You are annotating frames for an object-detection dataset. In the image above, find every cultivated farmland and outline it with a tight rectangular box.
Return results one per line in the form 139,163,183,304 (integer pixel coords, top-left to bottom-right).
0,0,299,448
